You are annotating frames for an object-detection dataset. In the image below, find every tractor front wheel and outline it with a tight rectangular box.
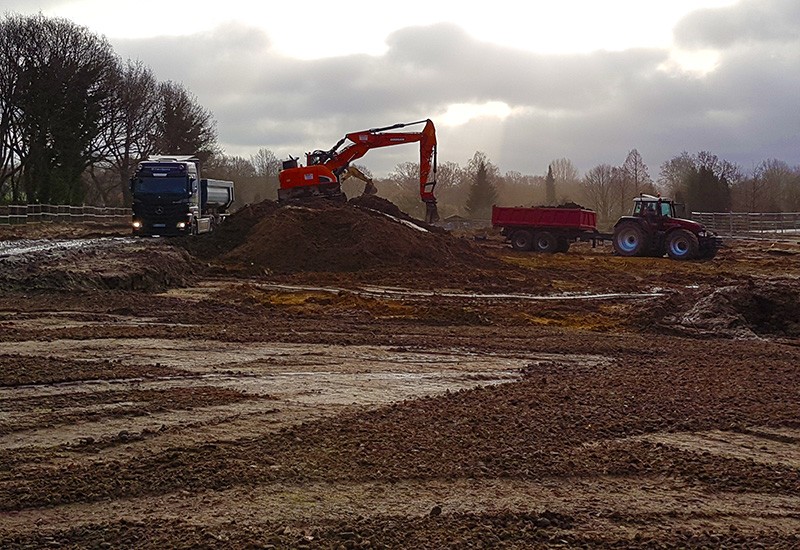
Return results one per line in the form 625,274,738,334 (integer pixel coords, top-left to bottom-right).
667,229,699,260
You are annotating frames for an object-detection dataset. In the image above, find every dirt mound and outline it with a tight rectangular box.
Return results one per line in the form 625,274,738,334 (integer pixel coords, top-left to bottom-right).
651,279,800,339
192,199,501,275
182,200,281,261
0,239,196,292
348,195,443,233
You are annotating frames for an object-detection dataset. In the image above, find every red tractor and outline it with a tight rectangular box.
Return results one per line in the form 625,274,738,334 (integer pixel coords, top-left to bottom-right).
612,194,721,260
278,119,439,222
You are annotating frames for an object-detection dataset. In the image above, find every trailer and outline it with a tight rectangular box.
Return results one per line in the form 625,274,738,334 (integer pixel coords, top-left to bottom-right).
492,196,722,260
492,205,602,253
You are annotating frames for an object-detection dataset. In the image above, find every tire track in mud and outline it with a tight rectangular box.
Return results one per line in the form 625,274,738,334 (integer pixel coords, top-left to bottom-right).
3,475,800,544
0,341,534,455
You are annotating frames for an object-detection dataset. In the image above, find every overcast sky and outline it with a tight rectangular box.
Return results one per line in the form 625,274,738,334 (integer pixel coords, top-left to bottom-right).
5,0,800,178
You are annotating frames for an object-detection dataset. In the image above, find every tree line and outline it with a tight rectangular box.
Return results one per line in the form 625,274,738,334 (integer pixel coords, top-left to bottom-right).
2,13,798,225
0,13,216,206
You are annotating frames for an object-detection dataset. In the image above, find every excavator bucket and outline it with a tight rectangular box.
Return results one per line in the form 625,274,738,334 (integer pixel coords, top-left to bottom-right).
362,180,378,196
425,201,439,224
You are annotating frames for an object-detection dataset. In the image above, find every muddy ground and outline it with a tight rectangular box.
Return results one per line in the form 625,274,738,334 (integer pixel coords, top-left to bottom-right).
0,203,799,549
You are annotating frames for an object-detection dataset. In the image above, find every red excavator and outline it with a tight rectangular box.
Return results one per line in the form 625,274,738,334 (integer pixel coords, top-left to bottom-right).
278,119,439,222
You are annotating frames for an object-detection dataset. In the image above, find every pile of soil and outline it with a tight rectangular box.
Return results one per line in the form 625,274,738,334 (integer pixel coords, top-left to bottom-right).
191,198,502,275
647,279,800,339
348,195,443,233
0,239,196,292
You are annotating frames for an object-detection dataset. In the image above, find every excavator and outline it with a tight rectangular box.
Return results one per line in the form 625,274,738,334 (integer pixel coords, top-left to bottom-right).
277,119,439,223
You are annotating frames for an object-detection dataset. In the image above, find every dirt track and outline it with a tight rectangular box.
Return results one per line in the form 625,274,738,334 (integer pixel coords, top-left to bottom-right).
1,207,799,548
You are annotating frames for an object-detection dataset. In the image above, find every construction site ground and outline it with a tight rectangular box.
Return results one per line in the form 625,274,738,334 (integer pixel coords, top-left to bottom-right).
0,201,799,549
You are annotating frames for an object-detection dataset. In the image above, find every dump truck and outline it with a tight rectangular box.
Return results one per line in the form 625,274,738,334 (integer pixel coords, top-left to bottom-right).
130,156,234,236
492,194,722,260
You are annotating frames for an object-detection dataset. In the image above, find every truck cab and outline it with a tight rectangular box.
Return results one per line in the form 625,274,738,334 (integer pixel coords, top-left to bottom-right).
130,155,234,237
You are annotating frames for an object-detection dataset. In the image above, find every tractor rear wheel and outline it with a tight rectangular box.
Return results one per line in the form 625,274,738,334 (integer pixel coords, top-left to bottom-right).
613,222,648,257
534,231,559,253
667,229,699,260
511,230,534,251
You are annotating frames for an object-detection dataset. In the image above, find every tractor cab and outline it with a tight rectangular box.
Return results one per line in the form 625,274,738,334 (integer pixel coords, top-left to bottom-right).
632,195,674,219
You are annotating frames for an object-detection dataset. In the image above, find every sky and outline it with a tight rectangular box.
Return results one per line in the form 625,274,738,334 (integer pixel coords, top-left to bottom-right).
4,0,800,179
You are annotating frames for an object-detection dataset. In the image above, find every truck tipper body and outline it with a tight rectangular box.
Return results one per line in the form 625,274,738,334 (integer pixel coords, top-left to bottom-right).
130,156,234,236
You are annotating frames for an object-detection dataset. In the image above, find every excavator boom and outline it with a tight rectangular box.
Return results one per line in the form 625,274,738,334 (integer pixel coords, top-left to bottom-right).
278,119,439,222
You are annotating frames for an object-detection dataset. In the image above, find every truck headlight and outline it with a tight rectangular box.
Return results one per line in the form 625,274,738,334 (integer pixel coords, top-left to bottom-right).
132,221,142,229
177,222,186,229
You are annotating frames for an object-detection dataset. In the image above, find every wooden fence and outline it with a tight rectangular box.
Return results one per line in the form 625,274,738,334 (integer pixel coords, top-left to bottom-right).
692,212,800,239
0,204,129,225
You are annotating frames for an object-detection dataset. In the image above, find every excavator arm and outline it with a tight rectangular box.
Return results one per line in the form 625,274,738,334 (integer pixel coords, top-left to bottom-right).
306,119,439,222
341,165,378,196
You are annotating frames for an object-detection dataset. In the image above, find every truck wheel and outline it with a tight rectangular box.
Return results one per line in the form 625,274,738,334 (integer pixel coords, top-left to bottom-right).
511,230,534,251
667,229,699,260
613,222,648,257
534,232,558,253
557,237,570,253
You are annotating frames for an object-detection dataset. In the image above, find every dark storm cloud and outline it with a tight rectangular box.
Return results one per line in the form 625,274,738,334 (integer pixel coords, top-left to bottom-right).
674,0,800,48
112,13,799,176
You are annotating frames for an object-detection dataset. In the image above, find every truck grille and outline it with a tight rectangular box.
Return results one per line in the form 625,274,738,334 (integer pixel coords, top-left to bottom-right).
139,203,184,217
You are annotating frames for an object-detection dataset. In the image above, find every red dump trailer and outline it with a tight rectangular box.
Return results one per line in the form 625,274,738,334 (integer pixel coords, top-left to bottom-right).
492,196,722,260
491,205,602,253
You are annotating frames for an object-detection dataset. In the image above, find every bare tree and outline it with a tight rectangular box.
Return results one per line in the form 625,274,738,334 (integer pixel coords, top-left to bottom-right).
581,164,616,227
659,152,696,204
384,161,424,218
549,157,579,184
0,15,26,201
426,160,464,218
754,159,795,212
154,80,218,163
0,13,117,204
250,147,281,199
91,59,160,205
549,157,580,204
621,149,653,195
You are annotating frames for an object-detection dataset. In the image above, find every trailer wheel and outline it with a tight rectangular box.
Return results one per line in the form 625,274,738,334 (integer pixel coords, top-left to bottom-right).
511,230,534,251
667,229,699,260
557,237,570,253
613,222,648,257
534,232,559,253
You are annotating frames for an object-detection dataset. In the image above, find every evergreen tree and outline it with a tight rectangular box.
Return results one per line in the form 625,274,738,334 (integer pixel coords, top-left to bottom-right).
545,165,556,205
686,165,731,213
465,159,498,219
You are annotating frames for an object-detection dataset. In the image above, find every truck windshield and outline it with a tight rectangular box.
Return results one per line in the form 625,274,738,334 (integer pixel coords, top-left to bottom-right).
133,177,187,195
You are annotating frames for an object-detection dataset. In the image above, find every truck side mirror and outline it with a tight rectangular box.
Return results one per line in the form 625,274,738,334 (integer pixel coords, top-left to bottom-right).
189,178,197,195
